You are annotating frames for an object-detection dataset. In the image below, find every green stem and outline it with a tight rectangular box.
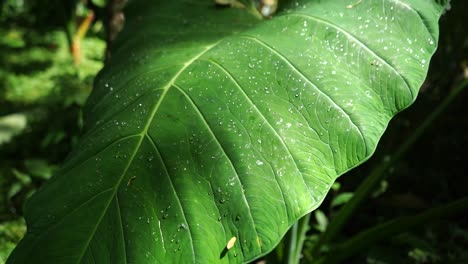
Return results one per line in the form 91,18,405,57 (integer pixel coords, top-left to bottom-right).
311,79,468,258
284,213,311,264
320,196,468,263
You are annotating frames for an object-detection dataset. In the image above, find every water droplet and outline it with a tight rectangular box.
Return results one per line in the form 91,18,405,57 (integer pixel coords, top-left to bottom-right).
256,160,264,166
178,223,186,231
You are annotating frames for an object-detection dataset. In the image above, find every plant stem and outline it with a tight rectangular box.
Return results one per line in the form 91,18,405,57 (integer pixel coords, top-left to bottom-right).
284,213,311,264
320,196,468,263
310,78,468,258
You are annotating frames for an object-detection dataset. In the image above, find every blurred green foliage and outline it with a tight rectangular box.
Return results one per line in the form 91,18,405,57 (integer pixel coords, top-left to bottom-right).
0,0,105,260
0,219,25,264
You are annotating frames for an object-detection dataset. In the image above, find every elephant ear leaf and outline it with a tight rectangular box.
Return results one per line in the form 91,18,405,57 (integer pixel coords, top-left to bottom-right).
8,0,445,263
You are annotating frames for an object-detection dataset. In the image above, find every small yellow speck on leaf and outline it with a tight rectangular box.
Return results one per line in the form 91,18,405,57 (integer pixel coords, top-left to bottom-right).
227,237,236,250
127,176,137,186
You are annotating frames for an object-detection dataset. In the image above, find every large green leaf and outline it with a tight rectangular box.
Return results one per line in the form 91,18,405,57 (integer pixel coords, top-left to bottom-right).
8,0,444,263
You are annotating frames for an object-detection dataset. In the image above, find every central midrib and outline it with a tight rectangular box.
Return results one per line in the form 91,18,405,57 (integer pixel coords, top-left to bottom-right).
75,41,220,263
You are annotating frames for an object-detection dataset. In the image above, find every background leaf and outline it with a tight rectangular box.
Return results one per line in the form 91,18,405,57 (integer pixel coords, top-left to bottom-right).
8,0,445,263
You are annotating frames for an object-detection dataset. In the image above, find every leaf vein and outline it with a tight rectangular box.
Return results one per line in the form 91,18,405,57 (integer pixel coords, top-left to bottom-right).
114,195,128,264
173,83,262,253
199,58,315,206
146,133,196,262
392,0,435,43
239,34,368,160
77,41,220,263
286,13,413,98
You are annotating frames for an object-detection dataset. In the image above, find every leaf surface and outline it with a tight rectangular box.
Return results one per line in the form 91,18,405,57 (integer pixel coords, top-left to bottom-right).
8,0,444,263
